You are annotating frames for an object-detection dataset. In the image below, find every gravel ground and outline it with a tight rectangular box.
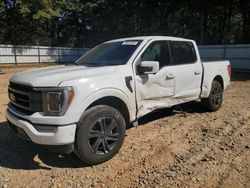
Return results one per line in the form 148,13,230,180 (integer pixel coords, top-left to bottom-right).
0,65,249,188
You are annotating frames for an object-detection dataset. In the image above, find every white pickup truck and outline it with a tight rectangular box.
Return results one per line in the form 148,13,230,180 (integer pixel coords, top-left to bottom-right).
6,36,231,165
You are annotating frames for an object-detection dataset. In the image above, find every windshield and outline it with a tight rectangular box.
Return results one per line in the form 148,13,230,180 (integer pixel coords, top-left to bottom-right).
75,40,142,66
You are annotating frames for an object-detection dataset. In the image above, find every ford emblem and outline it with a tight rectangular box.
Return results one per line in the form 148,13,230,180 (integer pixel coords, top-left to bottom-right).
10,93,15,102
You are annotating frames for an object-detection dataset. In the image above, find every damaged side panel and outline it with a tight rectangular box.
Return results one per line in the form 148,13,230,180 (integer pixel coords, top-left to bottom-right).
137,73,176,99
136,96,197,118
135,64,202,118
135,71,177,118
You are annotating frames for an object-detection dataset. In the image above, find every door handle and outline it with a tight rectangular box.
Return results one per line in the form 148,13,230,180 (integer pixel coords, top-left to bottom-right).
166,73,175,79
194,70,201,75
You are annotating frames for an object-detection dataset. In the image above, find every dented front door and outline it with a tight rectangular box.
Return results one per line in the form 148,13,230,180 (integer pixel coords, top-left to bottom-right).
134,40,176,117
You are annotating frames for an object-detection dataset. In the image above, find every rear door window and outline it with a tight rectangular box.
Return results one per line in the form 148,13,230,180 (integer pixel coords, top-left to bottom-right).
170,41,197,65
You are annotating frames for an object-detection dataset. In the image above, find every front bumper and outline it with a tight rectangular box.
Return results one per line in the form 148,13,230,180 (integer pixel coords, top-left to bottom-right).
6,109,77,146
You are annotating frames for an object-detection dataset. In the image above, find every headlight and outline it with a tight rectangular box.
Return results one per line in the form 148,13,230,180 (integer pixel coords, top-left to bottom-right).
42,86,74,116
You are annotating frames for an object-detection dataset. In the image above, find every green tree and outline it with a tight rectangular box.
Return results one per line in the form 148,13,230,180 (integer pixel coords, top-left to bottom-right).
0,0,249,47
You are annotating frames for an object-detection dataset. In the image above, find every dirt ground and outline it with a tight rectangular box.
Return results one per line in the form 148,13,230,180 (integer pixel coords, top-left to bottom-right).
0,64,249,188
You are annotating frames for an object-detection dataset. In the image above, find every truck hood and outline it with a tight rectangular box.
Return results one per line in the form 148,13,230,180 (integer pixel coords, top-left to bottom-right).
10,65,117,87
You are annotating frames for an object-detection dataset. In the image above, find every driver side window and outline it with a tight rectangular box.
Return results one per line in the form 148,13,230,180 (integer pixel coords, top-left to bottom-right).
141,41,171,68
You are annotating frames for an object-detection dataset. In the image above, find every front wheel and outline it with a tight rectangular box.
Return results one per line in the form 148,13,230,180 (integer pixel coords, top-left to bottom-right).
75,105,126,165
201,80,223,111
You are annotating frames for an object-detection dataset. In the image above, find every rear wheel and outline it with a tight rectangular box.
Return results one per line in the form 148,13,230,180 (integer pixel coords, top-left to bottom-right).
202,80,223,111
75,105,126,165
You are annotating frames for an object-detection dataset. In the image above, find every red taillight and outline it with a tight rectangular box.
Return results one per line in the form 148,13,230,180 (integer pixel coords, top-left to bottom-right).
227,64,231,78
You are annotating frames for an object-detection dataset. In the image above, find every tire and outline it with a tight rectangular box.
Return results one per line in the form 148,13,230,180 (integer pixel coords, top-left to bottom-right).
75,105,126,165
201,80,223,111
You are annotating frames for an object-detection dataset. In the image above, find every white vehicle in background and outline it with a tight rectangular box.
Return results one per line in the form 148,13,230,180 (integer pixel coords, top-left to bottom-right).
6,36,231,165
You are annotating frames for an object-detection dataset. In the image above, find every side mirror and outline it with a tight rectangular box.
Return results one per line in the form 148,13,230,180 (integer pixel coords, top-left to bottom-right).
138,61,159,74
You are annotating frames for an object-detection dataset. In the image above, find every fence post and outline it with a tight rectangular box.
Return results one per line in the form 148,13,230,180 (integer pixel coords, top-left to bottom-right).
222,45,227,60
13,45,17,65
37,46,41,64
57,48,60,63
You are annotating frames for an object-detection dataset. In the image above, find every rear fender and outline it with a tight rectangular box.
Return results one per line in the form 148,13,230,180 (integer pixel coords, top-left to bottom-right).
201,70,223,98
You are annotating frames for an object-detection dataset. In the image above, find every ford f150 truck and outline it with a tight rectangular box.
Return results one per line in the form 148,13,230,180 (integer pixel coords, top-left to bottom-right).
6,36,231,165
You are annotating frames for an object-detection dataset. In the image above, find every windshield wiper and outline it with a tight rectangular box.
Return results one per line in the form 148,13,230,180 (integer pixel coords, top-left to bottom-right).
81,63,105,66
80,63,120,66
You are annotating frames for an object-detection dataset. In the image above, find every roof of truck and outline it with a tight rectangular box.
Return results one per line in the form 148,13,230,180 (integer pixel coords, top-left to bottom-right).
106,36,194,43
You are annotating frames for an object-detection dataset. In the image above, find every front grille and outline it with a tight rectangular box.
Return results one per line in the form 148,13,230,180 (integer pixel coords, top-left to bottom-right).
8,82,43,114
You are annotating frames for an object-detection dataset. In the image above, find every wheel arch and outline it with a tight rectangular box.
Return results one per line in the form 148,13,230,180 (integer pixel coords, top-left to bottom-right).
86,96,130,126
213,75,224,90
201,71,225,98
78,88,135,127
